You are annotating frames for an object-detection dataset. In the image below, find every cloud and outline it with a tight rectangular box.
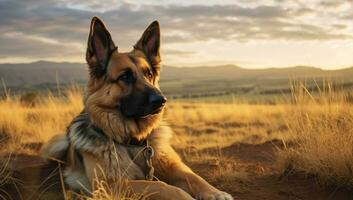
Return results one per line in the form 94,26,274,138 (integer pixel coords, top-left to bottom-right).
162,49,195,56
319,1,349,9
0,0,352,62
0,31,83,59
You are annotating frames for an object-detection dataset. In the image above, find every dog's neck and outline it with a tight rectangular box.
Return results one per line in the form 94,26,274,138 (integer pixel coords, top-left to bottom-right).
66,111,153,163
89,122,148,146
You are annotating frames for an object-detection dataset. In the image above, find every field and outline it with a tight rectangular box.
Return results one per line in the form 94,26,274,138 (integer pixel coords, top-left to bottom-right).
1,83,353,200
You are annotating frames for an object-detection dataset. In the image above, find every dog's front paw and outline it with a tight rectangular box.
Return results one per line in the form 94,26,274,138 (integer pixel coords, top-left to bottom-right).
199,190,233,200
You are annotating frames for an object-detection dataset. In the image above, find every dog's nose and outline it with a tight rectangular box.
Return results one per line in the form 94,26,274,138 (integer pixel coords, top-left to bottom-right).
149,94,167,108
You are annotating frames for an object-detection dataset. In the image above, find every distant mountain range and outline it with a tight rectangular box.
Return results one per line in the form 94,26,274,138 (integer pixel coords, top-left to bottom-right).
1,61,353,98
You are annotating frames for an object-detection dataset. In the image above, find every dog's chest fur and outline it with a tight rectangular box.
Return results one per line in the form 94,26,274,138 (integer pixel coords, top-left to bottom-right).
59,112,154,191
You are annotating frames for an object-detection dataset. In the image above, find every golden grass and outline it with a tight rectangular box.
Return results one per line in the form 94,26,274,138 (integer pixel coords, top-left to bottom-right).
278,83,353,188
166,103,289,149
68,171,147,200
0,88,83,154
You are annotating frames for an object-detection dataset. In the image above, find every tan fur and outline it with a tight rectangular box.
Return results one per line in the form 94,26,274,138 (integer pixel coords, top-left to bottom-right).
42,17,232,200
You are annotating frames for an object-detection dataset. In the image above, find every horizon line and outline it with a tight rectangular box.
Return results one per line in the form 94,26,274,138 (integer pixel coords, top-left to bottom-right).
0,60,352,71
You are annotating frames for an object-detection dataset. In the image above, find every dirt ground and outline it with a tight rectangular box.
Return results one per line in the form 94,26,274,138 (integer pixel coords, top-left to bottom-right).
179,140,353,200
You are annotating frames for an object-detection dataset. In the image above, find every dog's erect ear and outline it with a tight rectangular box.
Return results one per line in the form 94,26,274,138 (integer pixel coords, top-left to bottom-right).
134,21,161,67
86,16,116,78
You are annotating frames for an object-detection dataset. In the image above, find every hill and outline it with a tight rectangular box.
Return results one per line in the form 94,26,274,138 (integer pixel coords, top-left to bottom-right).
1,61,353,99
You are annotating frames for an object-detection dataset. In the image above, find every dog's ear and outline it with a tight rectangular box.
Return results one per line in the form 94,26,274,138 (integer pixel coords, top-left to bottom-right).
134,21,161,67
86,16,116,78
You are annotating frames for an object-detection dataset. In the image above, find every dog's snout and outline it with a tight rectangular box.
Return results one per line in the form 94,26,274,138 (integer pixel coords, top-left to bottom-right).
149,94,167,107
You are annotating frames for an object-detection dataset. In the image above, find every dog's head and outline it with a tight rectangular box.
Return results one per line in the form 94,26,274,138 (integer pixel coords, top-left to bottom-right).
84,17,166,141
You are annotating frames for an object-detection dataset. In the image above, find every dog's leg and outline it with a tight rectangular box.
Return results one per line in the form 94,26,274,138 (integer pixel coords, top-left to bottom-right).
127,180,195,200
152,144,233,200
89,176,195,199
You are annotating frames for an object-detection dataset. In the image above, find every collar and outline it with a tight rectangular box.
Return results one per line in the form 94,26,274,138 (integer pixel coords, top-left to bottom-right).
90,123,148,147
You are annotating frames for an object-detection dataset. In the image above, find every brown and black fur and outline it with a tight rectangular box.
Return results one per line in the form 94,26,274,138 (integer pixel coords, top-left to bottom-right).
42,17,233,200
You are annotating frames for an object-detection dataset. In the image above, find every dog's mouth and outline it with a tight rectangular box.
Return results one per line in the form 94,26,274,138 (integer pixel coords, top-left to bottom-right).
120,104,165,119
139,106,164,119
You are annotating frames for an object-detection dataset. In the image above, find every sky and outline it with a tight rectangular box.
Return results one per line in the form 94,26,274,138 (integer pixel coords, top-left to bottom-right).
0,0,353,69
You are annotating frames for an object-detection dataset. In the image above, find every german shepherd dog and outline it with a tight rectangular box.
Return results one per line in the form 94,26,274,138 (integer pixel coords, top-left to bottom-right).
42,17,233,200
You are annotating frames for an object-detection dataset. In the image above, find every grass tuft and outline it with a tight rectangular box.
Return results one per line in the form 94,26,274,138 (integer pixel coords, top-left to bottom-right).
278,81,353,188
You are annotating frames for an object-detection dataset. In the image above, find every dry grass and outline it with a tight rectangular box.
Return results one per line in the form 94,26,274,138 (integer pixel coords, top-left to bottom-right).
68,169,147,200
278,82,353,188
0,154,15,200
166,103,289,149
0,88,83,154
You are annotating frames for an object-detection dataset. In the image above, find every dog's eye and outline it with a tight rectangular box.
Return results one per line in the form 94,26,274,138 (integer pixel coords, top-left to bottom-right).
118,70,134,83
147,70,153,80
